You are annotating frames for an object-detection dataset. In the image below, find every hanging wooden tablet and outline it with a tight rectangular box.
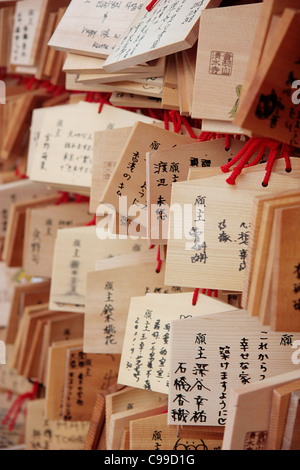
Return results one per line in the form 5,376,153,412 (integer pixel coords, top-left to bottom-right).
234,0,300,130
101,122,193,229
90,127,132,213
118,292,236,395
233,8,300,147
29,102,157,194
23,201,91,278
267,380,300,450
103,0,222,73
2,193,59,267
269,204,300,331
0,262,21,327
84,251,193,355
63,53,165,75
191,4,261,123
48,0,145,59
165,171,300,291
10,0,46,67
83,383,125,450
49,225,149,313
62,347,121,421
243,185,300,317
5,279,51,344
130,413,223,451
25,399,90,450
282,390,300,450
105,387,168,451
109,92,162,110
10,303,49,372
168,310,300,429
0,179,55,238
222,369,300,450
146,138,246,244
45,339,83,420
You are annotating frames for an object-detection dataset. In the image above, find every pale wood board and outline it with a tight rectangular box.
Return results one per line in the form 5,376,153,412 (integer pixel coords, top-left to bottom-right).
118,292,237,394
169,310,300,428
192,3,262,121
49,225,149,313
233,9,300,147
23,201,91,278
84,251,193,354
90,127,132,213
130,413,223,451
222,369,300,450
282,390,300,450
101,121,193,228
103,0,222,73
26,399,90,450
146,138,246,244
48,0,145,58
267,380,300,450
165,170,300,291
62,347,121,421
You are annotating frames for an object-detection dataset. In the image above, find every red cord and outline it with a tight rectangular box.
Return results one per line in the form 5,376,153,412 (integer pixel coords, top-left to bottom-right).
2,382,38,431
146,0,159,11
156,245,162,273
55,191,70,205
86,214,96,226
169,110,182,133
181,116,198,139
192,288,199,306
164,110,169,130
220,137,286,186
74,194,90,203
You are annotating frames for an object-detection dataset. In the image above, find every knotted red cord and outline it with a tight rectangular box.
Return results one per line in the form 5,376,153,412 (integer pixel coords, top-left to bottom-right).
2,381,39,431
220,137,293,186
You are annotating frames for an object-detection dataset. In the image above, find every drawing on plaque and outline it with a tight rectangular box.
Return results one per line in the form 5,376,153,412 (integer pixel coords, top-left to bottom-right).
255,89,285,121
173,438,209,451
209,51,233,76
244,431,268,450
229,85,242,118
